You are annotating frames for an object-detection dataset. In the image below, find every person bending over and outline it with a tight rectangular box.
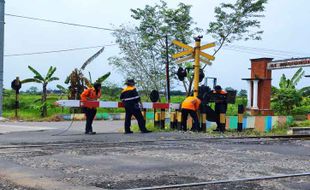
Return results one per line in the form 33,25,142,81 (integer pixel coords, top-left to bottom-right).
181,95,201,132
80,82,101,135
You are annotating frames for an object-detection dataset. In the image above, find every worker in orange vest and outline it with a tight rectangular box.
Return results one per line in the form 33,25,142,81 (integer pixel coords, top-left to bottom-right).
80,82,102,135
181,95,201,132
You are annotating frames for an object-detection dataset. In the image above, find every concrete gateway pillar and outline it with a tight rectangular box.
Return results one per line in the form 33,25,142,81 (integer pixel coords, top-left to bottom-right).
242,58,274,116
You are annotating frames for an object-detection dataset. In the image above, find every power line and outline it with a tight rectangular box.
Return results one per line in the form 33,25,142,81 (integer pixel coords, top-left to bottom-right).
222,47,287,58
4,44,116,57
5,13,118,32
226,44,308,57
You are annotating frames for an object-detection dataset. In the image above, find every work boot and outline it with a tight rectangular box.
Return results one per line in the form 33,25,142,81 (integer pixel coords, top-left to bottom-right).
213,128,220,132
141,130,152,133
85,131,96,135
124,131,133,134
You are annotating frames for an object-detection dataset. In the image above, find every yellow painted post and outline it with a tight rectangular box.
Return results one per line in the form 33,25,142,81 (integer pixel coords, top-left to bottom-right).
170,112,176,130
201,113,207,133
193,37,201,97
160,109,165,129
154,112,160,128
142,108,147,123
176,110,182,130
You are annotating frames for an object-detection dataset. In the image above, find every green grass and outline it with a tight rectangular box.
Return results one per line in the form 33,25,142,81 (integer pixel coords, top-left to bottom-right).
131,122,173,133
289,120,310,128
130,121,298,136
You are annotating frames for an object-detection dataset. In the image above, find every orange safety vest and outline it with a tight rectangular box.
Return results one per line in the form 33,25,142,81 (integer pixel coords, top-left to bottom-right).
213,90,227,95
181,96,201,111
80,88,101,108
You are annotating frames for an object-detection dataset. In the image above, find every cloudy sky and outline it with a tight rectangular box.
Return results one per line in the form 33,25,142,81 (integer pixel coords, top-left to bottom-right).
4,0,310,91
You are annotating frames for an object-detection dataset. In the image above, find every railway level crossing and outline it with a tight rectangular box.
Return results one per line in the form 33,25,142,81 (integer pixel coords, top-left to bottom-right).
172,36,216,97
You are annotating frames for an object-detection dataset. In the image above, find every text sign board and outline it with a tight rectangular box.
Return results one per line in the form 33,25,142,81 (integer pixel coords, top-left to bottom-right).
268,57,310,70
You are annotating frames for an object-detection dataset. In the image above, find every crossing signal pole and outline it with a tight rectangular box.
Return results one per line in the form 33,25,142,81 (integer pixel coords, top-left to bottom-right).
193,36,202,97
172,36,215,97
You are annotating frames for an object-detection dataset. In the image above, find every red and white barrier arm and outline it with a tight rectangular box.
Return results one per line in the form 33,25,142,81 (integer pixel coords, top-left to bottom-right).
54,100,180,109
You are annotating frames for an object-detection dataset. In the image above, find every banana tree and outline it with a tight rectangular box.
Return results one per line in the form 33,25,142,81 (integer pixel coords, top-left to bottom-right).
22,66,59,117
65,70,111,100
65,47,109,100
272,68,310,114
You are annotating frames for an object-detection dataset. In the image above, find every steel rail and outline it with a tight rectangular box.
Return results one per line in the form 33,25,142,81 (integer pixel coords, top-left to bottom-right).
0,134,309,150
126,172,310,190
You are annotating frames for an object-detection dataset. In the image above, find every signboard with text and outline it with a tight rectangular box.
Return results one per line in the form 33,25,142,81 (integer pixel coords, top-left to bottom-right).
267,57,310,70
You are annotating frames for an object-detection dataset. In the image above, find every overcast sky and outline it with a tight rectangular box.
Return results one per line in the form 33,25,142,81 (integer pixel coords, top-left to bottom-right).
4,0,310,91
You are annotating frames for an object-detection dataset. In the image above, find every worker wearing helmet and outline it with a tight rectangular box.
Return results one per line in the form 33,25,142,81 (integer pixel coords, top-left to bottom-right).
80,82,102,135
181,95,201,132
213,85,228,132
120,79,151,134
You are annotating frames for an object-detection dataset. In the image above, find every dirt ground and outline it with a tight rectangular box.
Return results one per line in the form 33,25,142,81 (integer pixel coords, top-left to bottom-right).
0,121,309,189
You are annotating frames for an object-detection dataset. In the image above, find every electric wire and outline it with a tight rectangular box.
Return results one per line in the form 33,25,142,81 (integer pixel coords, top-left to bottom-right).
51,116,76,136
5,13,118,32
4,43,303,59
228,44,309,57
5,14,308,58
222,46,288,58
4,44,117,57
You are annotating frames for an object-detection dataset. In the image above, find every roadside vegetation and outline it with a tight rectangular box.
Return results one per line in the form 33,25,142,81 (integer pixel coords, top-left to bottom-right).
2,0,308,134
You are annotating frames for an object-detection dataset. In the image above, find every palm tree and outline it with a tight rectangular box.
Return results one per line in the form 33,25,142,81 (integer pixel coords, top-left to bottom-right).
22,66,59,117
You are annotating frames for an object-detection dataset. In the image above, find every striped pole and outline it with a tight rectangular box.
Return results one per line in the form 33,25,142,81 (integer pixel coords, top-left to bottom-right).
154,112,160,128
201,113,207,132
176,110,182,130
160,109,165,129
142,108,147,123
170,112,176,130
237,104,244,132
219,104,226,132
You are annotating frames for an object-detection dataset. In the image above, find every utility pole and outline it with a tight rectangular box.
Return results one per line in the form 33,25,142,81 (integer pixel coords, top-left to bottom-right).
0,0,4,117
165,35,171,102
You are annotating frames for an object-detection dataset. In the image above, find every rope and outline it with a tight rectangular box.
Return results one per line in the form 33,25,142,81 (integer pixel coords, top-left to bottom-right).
51,114,76,136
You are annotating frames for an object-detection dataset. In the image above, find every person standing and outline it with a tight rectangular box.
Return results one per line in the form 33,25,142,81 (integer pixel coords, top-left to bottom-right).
181,95,201,132
213,85,228,132
80,82,102,135
120,79,151,134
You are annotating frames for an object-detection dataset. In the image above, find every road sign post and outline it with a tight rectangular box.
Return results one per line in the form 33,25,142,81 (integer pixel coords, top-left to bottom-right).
193,36,201,97
172,36,215,97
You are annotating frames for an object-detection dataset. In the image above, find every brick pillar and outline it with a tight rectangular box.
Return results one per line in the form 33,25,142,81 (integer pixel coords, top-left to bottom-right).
250,58,274,116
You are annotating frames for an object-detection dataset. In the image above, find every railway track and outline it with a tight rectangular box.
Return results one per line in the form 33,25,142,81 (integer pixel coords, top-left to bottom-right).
0,134,309,150
126,172,310,190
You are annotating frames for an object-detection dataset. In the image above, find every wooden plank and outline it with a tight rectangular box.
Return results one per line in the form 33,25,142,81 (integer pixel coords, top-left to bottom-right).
200,51,215,61
172,49,193,59
175,55,194,64
172,40,193,50
200,42,215,50
200,57,212,65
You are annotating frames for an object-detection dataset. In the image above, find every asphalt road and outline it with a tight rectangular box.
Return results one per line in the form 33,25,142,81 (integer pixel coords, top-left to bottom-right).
0,121,309,190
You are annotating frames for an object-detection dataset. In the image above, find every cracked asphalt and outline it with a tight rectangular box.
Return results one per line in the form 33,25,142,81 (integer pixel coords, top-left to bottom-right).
0,121,309,189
